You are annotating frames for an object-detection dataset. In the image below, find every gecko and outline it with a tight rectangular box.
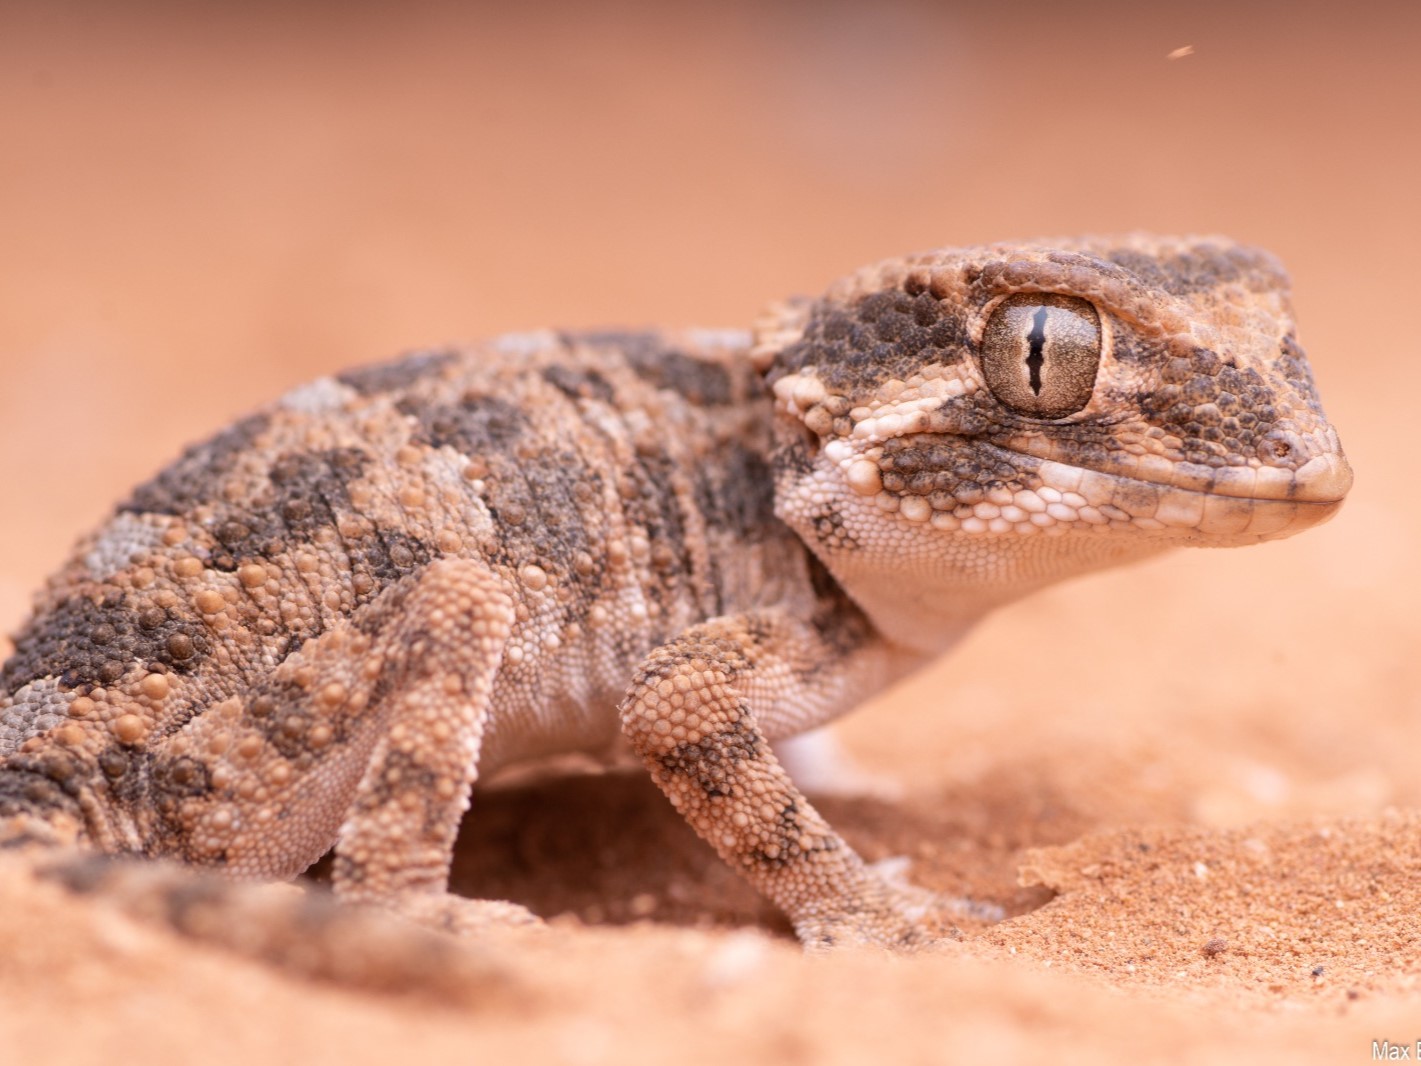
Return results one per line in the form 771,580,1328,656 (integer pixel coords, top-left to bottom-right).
0,236,1351,950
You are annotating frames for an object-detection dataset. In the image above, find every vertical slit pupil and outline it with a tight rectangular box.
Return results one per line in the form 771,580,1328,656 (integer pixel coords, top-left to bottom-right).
1025,306,1049,395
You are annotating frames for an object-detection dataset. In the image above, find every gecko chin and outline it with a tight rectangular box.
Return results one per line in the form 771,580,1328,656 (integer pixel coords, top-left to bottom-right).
1161,496,1345,547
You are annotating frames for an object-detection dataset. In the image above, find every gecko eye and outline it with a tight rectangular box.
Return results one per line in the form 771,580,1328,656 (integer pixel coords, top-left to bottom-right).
980,294,1102,419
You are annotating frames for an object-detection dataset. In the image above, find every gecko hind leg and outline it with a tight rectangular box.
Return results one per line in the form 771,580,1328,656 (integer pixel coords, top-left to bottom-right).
151,556,540,936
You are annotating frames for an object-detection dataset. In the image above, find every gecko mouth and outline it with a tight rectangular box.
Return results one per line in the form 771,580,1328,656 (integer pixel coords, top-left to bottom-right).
836,414,1351,542
1020,447,1352,543
858,432,1352,543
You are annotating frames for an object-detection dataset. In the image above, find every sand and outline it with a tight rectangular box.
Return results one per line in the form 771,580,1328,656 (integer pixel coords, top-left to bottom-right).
1,3,1418,1062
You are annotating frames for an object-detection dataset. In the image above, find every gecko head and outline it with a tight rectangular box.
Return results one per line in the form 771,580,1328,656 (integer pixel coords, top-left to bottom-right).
753,236,1352,626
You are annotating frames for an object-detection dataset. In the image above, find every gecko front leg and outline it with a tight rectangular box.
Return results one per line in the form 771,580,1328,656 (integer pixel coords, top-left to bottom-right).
619,610,956,949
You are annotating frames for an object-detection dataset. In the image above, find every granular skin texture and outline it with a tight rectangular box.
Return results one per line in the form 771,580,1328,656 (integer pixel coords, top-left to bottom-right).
0,235,1350,950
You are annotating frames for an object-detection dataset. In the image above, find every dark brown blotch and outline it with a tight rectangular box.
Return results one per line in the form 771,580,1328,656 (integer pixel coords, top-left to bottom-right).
1,591,211,692
345,529,435,600
199,446,369,573
1102,247,1246,296
879,434,1030,502
121,413,273,518
336,349,458,397
693,444,777,541
805,555,872,658
1134,348,1283,467
619,448,692,600
480,450,599,580
541,363,617,404
583,331,736,407
239,679,351,761
657,712,763,799
772,285,968,394
154,755,211,798
400,392,531,457
749,799,841,870
0,763,84,825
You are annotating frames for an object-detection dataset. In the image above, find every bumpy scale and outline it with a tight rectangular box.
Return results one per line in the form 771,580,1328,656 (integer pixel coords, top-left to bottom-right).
0,236,1351,949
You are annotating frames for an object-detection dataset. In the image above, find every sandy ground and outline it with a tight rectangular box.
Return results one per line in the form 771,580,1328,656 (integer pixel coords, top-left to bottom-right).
1,2,1419,1062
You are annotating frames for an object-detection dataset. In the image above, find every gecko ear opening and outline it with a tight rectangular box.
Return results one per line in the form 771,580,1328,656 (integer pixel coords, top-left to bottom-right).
750,297,812,375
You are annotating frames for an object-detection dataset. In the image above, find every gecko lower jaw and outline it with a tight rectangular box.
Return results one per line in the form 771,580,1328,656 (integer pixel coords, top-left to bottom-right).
1030,451,1351,543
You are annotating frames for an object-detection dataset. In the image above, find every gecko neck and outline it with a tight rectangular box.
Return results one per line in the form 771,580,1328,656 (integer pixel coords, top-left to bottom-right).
808,529,1174,658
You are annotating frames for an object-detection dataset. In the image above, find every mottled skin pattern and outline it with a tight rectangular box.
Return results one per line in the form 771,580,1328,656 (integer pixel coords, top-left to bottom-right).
0,236,1350,950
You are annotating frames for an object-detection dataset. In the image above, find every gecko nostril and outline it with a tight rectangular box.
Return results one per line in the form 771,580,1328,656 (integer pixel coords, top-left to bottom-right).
1259,433,1301,465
